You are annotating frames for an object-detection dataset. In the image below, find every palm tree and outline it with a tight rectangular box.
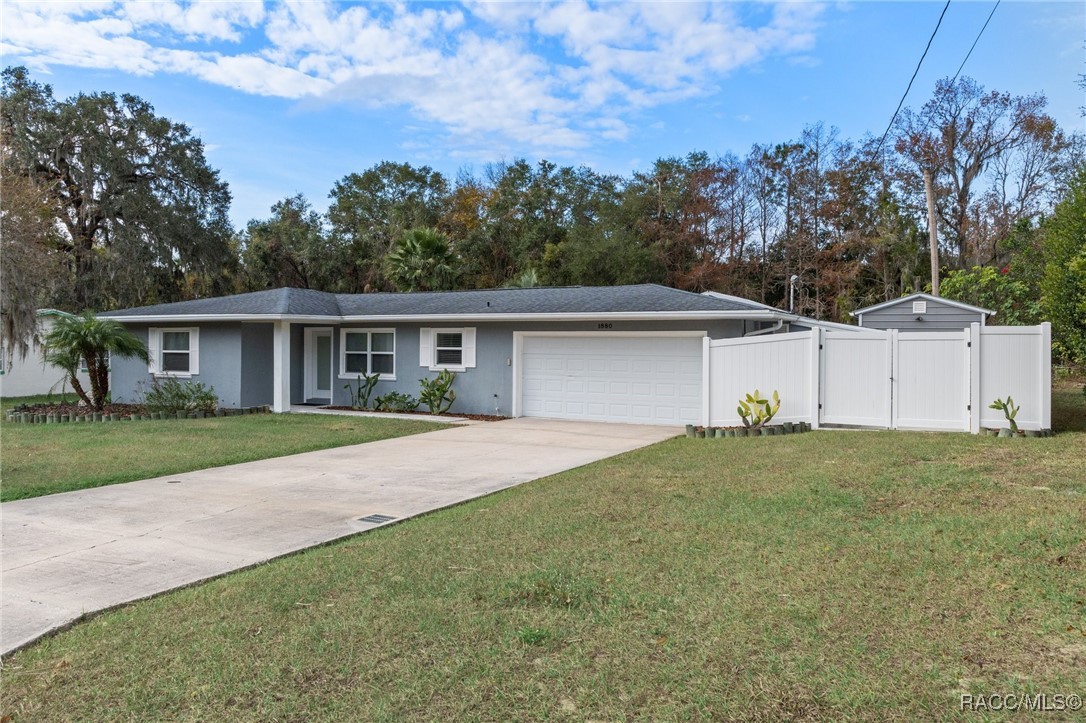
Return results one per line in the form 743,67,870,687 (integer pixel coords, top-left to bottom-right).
44,311,148,411
504,268,541,288
384,228,460,292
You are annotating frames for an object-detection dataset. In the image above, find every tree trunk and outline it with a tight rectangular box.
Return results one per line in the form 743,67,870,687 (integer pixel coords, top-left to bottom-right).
68,372,93,409
923,169,940,297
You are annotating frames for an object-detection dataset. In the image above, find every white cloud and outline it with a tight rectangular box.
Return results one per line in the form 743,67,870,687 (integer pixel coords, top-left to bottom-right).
0,0,826,152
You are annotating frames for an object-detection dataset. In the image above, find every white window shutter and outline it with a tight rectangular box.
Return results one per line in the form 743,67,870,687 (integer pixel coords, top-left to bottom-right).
419,328,432,367
462,327,476,368
148,328,159,373
189,328,200,375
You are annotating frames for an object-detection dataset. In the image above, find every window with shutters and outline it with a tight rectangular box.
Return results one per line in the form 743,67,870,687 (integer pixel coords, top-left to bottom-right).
420,328,476,371
339,329,396,380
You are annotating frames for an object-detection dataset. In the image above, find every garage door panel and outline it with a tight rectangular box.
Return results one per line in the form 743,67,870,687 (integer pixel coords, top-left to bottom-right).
678,359,701,375
521,335,703,425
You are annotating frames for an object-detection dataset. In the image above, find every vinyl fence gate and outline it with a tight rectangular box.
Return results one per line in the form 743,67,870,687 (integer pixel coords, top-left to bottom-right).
704,323,1051,433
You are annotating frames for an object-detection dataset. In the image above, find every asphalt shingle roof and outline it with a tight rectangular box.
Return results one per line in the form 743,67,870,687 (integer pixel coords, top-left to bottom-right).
101,284,768,318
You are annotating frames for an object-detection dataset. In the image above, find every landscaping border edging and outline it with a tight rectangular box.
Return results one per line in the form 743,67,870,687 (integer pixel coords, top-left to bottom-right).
5,405,273,424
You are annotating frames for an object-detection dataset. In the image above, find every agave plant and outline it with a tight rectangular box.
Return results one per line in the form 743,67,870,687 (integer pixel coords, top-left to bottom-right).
737,389,781,430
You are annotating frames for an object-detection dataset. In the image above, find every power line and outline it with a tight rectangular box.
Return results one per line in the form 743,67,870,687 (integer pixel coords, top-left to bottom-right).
872,0,952,159
951,0,1000,85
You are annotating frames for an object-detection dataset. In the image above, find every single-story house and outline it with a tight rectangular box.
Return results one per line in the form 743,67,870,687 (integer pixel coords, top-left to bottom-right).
100,284,856,425
0,310,91,398
851,293,994,331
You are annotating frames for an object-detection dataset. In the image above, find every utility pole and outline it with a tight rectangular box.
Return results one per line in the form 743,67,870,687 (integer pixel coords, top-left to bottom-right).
923,168,940,296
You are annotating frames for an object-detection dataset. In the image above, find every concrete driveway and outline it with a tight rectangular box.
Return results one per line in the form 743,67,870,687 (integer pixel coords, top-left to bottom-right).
1,418,677,655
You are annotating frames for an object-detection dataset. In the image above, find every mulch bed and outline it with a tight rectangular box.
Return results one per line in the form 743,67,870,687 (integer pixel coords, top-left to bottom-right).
8,402,146,417
320,406,506,422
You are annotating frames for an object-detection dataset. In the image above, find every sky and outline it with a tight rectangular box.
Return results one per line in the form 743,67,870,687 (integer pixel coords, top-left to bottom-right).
2,1,1083,228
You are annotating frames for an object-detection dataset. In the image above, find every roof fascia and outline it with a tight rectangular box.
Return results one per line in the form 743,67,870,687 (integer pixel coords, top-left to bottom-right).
776,312,864,332
100,310,782,324
36,308,77,319
96,314,331,323
850,292,994,317
337,310,779,323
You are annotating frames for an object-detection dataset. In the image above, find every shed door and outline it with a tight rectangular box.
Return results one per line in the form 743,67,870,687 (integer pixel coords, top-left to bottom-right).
519,335,702,425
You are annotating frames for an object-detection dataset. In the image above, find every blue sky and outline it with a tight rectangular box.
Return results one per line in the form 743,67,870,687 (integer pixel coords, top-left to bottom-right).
3,1,1083,228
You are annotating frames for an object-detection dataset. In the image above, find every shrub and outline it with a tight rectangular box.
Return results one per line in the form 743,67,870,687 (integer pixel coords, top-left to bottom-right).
141,377,219,414
418,370,457,414
374,391,419,413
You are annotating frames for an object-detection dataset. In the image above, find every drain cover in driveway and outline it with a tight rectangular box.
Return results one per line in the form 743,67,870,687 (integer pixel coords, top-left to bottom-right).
358,514,397,524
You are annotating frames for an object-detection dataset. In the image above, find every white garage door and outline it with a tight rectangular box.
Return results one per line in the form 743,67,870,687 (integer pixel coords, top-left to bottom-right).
519,335,703,425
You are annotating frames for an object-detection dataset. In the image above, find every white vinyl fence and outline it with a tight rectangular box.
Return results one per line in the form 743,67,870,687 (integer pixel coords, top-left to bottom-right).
704,322,1051,433
703,331,816,428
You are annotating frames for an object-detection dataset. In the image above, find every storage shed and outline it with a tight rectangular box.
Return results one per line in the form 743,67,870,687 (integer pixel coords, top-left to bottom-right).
852,293,994,331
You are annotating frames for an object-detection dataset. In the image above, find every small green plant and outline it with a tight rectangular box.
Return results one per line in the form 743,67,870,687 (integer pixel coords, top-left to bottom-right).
737,389,780,430
140,377,218,414
344,372,381,410
989,396,1020,432
374,391,419,413
516,627,552,646
418,370,457,414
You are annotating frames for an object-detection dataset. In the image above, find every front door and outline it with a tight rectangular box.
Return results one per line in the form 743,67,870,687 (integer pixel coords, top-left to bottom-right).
304,328,333,403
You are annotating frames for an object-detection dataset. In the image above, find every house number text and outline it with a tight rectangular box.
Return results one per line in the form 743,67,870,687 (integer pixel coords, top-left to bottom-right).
597,323,613,329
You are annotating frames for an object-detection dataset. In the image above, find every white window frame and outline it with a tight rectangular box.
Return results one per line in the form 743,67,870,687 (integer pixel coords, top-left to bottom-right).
339,328,396,381
148,327,199,377
420,327,476,372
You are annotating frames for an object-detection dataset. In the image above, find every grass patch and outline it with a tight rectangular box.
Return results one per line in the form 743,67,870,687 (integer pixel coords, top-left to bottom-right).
2,383,1084,720
0,399,446,501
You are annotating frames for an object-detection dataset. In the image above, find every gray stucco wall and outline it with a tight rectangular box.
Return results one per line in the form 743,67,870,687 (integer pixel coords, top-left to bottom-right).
324,318,743,417
240,323,274,407
111,323,243,408
115,318,751,415
859,299,986,331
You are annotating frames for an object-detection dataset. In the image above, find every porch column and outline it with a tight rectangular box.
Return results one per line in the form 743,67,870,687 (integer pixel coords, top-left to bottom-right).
273,320,291,413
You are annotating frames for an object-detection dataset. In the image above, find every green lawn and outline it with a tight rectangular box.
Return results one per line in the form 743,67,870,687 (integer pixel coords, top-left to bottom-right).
0,397,446,501
2,383,1084,721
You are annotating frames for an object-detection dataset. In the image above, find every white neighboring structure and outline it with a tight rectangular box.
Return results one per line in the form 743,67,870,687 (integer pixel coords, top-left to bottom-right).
0,310,90,398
